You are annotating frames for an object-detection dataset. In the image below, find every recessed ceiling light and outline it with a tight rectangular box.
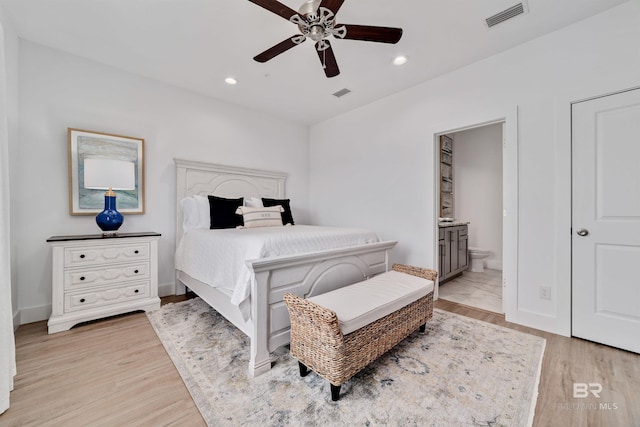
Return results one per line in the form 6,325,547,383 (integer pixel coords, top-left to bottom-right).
225,77,238,85
393,55,408,66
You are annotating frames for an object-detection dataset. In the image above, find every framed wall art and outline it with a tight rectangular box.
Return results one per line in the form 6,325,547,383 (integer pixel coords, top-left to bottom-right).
68,128,145,215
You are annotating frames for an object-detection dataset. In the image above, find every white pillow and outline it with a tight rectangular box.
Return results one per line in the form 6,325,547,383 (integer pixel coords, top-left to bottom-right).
244,197,264,208
180,197,199,233
180,195,211,232
235,205,284,228
193,195,211,229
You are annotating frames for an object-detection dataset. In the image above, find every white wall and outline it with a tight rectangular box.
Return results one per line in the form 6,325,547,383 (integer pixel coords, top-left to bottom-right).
14,41,310,323
452,124,503,270
309,2,640,335
0,5,19,328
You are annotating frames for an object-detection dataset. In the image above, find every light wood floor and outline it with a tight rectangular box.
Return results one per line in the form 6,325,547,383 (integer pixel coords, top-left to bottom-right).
1,297,638,426
439,269,503,313
437,300,640,427
2,296,206,427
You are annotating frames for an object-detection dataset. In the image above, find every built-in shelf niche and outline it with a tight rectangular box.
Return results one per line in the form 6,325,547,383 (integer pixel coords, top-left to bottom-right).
440,134,454,218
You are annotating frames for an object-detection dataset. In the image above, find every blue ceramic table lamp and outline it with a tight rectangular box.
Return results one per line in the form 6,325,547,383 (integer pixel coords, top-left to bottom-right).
83,157,135,235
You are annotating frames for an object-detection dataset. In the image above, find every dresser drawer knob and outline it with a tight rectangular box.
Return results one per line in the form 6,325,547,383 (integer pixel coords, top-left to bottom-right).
80,298,86,303
134,270,139,274
80,276,86,281
134,289,139,294
80,254,85,259
134,250,139,254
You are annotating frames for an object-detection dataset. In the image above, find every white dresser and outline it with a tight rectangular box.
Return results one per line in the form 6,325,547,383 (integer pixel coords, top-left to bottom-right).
47,232,161,334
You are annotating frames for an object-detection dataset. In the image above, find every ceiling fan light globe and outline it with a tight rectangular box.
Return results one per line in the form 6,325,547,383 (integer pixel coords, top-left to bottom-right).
309,25,325,41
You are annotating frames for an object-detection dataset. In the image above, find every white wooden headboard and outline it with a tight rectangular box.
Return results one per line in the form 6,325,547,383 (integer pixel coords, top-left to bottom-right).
175,158,288,243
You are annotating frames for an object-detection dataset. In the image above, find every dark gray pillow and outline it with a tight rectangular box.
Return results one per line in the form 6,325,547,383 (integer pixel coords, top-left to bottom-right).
208,196,244,229
262,198,294,225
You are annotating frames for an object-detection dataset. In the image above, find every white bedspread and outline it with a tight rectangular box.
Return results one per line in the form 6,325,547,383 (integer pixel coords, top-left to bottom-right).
175,225,380,314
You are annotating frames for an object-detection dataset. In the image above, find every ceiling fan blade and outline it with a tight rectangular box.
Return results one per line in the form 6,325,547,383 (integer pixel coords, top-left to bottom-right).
335,24,403,44
248,0,303,21
254,35,306,63
315,40,340,78
319,0,345,14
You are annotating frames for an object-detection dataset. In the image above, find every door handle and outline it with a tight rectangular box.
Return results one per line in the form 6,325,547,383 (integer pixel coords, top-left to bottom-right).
576,228,589,237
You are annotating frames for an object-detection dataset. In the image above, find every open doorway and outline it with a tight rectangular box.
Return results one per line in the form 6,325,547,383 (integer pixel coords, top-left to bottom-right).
436,122,504,313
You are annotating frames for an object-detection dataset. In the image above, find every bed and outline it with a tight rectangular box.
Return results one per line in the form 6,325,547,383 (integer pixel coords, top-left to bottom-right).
174,158,397,376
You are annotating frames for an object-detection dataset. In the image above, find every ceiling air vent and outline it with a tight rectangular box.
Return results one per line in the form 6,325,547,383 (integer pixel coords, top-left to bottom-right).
485,2,528,28
332,88,351,98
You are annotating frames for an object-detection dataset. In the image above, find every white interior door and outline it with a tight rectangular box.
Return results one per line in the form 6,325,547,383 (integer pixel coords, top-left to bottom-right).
572,88,640,353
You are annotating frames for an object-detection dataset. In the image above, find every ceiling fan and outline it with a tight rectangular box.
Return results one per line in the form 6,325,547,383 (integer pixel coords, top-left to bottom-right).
248,0,403,78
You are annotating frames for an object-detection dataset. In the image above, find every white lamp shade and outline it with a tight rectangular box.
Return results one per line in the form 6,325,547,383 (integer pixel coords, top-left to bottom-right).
83,158,136,190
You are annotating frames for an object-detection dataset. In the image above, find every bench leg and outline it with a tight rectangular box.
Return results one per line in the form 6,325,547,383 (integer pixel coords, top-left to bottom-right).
298,361,309,377
419,324,426,332
331,384,341,401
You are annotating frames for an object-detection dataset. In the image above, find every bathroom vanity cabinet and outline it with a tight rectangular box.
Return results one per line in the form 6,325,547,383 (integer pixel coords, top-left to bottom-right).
439,224,468,283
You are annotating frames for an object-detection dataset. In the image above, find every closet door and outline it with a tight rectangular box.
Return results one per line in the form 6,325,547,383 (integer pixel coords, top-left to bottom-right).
572,88,640,353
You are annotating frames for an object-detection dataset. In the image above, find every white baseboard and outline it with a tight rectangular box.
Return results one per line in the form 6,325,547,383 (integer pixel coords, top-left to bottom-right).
158,282,176,297
486,259,503,271
19,304,51,325
13,309,20,332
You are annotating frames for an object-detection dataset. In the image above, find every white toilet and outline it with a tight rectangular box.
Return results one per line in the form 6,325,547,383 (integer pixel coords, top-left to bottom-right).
468,247,490,272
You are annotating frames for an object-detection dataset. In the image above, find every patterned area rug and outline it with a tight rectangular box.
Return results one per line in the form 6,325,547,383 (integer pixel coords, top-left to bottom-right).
147,298,545,426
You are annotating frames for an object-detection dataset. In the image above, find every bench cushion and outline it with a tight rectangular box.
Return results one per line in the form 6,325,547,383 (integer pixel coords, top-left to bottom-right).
307,270,434,335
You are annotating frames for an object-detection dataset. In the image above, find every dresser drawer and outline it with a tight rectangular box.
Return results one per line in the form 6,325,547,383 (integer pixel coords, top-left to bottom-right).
64,262,150,290
64,281,150,313
64,243,150,267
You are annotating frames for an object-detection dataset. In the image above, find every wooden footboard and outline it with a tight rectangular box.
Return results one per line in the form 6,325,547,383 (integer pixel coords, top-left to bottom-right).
247,240,397,376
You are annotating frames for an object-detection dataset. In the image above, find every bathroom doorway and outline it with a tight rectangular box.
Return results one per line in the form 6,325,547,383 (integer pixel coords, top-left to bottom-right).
436,122,504,314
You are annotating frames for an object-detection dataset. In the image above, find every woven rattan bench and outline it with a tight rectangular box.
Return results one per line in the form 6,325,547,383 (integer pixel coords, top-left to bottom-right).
283,263,436,401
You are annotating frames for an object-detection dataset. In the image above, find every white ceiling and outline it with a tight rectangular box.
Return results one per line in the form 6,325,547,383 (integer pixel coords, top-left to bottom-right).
0,0,628,125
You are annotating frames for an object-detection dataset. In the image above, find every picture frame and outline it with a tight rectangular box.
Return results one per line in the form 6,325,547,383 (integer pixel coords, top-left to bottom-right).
68,128,145,215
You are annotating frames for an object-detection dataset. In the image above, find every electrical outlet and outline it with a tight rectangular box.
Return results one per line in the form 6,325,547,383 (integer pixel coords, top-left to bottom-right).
539,286,552,300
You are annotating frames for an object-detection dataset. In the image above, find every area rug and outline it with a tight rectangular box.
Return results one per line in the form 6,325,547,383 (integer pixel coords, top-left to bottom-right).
147,298,545,426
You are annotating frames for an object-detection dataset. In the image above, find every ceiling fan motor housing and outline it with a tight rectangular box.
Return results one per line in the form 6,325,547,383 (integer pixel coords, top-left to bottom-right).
295,0,338,42
298,0,321,19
